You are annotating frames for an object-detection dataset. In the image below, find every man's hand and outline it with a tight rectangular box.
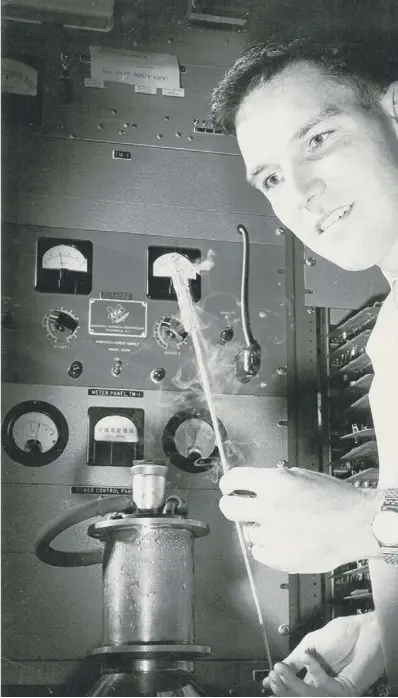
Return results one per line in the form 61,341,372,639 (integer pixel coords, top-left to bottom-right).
263,613,384,697
219,467,382,573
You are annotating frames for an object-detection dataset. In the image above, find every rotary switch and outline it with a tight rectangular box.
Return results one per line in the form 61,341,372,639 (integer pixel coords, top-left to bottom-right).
43,309,79,347
153,315,188,350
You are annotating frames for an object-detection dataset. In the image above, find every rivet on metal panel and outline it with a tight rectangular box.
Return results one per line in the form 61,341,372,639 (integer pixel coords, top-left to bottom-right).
202,120,208,125
69,133,77,139
157,134,163,139
277,420,288,427
111,109,117,115
168,38,174,44
164,115,170,121
277,366,287,375
280,583,289,589
119,130,126,136
259,311,267,318
97,124,104,130
305,257,316,267
175,132,182,137
260,382,267,388
193,119,200,125
275,227,286,236
123,122,129,128
188,136,194,141
307,307,315,314
278,624,291,636
277,269,286,275
132,124,138,128
304,289,314,294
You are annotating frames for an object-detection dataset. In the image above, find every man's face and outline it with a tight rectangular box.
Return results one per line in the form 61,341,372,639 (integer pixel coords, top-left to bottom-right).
236,62,398,271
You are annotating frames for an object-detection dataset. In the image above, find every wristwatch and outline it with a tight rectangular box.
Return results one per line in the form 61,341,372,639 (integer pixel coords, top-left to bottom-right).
372,489,398,564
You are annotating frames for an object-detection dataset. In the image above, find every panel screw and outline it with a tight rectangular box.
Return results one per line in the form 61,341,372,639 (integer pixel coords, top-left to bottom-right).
307,307,315,314
119,130,126,136
275,227,285,236
123,122,129,128
188,135,194,141
97,124,104,130
278,624,291,636
175,132,182,137
164,115,170,121
277,460,289,469
111,109,117,115
157,134,163,139
132,124,138,128
277,366,287,375
277,420,288,427
202,119,208,125
193,119,200,125
305,257,316,267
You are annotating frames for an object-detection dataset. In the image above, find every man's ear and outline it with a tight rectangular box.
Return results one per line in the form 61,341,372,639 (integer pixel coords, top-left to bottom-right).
380,81,398,119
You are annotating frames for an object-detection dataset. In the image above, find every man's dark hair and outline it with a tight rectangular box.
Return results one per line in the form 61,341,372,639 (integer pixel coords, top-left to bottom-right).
210,31,398,135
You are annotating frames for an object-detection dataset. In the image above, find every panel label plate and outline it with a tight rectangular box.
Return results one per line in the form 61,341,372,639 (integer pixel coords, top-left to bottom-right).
88,388,144,397
71,486,132,495
89,298,147,337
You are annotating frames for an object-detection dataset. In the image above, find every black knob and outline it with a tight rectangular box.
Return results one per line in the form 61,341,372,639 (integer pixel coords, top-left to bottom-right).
68,360,83,378
219,327,234,344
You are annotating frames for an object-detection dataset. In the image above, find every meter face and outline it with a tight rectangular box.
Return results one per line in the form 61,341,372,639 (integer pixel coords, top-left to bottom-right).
2,401,69,466
42,244,88,272
35,238,93,294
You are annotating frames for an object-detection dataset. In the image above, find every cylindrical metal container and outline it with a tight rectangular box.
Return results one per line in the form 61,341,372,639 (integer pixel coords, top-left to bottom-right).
89,515,208,648
101,520,198,646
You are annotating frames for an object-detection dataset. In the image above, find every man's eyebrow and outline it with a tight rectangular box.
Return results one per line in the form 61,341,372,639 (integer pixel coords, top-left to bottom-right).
291,106,343,141
246,106,343,186
246,164,269,186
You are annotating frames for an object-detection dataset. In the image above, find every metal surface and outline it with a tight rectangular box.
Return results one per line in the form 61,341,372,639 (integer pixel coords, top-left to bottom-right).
90,517,206,646
2,224,287,397
303,249,389,309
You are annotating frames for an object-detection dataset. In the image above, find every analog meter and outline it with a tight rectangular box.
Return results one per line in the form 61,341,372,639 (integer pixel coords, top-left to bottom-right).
36,237,93,294
2,401,69,466
42,244,88,272
162,408,227,473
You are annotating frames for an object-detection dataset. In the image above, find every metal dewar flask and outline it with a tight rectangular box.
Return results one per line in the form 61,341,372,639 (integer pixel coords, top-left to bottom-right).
35,463,210,696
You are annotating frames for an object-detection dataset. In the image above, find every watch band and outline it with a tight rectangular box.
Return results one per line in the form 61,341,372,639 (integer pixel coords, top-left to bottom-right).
381,489,398,564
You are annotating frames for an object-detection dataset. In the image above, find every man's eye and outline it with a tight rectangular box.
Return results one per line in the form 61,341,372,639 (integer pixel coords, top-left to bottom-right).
264,172,283,190
308,130,333,150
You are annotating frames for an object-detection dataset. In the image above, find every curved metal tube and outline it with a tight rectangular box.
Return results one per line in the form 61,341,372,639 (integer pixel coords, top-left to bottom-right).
235,225,261,383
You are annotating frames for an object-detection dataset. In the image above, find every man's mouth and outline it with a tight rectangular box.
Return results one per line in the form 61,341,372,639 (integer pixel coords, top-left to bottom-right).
317,204,354,233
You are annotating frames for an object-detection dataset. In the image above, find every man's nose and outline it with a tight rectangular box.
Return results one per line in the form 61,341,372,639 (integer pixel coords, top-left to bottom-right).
288,165,326,214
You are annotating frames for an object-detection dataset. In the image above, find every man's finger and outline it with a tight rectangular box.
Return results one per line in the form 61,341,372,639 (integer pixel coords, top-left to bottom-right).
274,663,315,696
219,494,262,523
269,669,296,697
302,652,333,687
219,466,265,495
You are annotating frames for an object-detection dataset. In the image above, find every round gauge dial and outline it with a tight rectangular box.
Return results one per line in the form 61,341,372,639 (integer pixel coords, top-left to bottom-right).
154,315,188,350
162,408,227,474
174,418,216,460
42,244,88,272
2,401,69,466
43,308,79,346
